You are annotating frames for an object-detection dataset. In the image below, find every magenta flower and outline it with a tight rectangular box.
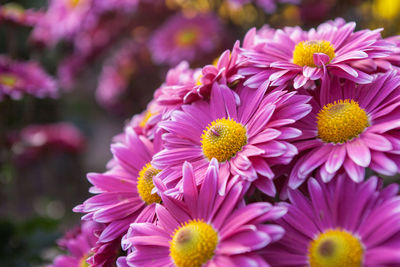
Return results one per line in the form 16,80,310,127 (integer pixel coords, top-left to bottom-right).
240,18,392,89
32,0,92,45
123,160,287,267
154,61,200,108
195,41,244,101
96,42,138,111
75,128,164,257
149,13,223,65
227,0,299,13
0,3,43,27
51,221,99,267
289,71,400,188
8,122,86,167
153,83,311,196
262,175,400,266
0,56,57,100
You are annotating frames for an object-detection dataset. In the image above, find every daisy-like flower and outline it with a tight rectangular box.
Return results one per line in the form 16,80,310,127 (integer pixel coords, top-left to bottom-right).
0,3,43,27
153,83,311,196
227,0,299,14
0,56,58,100
51,221,98,267
96,42,138,111
240,18,392,89
32,0,92,44
123,160,287,267
8,122,85,167
289,71,400,188
154,61,200,108
262,175,400,266
149,13,223,65
195,41,244,100
75,128,164,257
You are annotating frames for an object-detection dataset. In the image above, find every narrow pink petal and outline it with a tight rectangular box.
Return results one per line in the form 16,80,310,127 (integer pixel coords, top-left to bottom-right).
346,139,371,167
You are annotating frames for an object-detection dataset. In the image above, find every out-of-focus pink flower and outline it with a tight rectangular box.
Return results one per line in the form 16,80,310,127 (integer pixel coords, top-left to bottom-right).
9,122,86,166
96,42,138,111
228,0,300,13
50,221,99,267
0,55,58,100
149,13,223,65
31,0,93,45
0,3,43,27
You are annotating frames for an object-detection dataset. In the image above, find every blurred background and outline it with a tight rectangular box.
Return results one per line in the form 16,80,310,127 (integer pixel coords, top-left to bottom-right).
0,0,399,265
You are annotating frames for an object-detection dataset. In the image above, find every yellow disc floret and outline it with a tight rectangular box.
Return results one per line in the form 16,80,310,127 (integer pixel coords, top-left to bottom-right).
317,99,369,143
139,110,157,128
175,28,198,47
0,73,18,87
293,40,335,67
200,118,247,162
308,229,364,267
137,163,161,205
170,219,219,267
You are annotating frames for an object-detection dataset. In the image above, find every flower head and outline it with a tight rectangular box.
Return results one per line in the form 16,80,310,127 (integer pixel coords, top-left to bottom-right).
123,160,287,266
240,18,393,89
289,71,400,188
150,13,223,65
50,221,99,267
153,83,311,196
0,56,57,100
262,175,400,266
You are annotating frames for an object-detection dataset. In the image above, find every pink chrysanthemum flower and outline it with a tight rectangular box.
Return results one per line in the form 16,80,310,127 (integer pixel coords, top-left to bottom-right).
122,160,287,267
153,83,311,196
96,42,138,111
75,129,163,255
154,61,201,108
32,0,92,44
8,122,85,167
51,221,98,267
0,56,58,100
262,175,400,266
227,0,299,14
240,18,392,89
289,71,400,188
195,41,244,100
149,13,223,65
0,3,43,27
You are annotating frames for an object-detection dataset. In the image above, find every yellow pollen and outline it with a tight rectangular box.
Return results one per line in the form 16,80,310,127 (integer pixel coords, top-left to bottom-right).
69,0,81,8
196,74,203,86
308,229,364,267
79,254,90,267
293,40,335,67
317,99,369,144
200,118,247,162
170,219,219,267
137,163,161,205
0,73,18,88
139,110,156,128
175,28,198,47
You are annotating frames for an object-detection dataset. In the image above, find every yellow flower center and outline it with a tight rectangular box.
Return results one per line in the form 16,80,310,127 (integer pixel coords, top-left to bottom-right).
69,0,81,8
2,3,25,18
79,254,89,267
137,163,162,205
0,73,18,88
317,99,369,143
139,110,156,128
293,40,335,67
170,219,219,267
175,28,198,47
308,229,364,267
200,118,247,162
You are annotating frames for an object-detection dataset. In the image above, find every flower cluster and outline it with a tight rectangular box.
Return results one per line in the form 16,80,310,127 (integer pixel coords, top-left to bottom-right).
62,18,400,266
